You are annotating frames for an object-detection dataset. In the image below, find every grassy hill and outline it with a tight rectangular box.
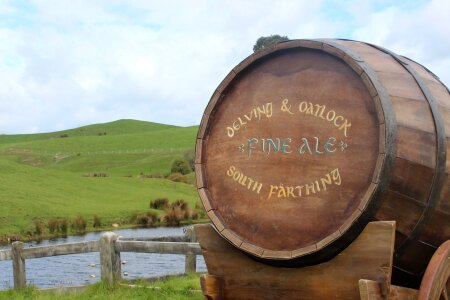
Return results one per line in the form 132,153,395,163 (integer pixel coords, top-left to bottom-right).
0,119,200,237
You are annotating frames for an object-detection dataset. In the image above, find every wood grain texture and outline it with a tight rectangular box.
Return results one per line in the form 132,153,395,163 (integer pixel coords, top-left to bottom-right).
196,39,450,286
198,42,384,261
196,221,395,300
359,280,419,300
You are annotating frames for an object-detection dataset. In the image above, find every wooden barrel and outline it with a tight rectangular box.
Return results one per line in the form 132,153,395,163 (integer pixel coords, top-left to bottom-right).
195,39,450,288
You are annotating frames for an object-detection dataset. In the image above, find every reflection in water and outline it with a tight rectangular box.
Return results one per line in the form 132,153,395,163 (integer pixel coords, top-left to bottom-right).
0,227,206,289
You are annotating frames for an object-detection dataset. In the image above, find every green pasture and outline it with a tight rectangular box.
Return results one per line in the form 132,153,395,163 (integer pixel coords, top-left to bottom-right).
0,273,203,300
0,119,200,236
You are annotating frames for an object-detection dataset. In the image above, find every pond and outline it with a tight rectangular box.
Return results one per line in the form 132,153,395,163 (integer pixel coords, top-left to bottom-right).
0,226,207,290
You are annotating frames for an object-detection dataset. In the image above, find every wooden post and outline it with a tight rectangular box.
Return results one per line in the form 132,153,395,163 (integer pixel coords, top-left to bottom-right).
185,226,197,273
99,232,121,285
11,241,26,289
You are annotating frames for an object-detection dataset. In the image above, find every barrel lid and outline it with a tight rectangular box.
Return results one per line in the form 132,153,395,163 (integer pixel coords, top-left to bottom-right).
196,39,395,262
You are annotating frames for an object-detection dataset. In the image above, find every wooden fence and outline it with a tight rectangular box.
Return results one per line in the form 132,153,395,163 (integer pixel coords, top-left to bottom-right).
0,227,201,289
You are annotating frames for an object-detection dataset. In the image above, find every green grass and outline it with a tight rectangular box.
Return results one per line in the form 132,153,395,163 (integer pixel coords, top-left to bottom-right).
0,273,204,300
0,119,201,237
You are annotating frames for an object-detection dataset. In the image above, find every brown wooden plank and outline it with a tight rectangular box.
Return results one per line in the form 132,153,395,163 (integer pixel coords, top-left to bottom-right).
359,279,384,300
388,285,418,300
22,240,99,259
390,157,434,204
377,71,427,102
420,208,450,246
375,190,425,237
195,221,395,300
391,96,435,134
396,126,436,169
200,274,223,300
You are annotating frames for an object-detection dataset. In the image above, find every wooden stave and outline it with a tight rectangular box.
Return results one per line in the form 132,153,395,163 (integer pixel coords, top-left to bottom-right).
196,39,449,284
334,40,449,288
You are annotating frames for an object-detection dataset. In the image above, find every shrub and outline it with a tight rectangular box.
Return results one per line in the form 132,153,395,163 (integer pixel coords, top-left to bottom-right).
191,211,199,220
33,220,45,236
163,206,184,226
72,216,87,233
139,172,164,178
135,211,158,228
168,199,192,221
47,219,59,234
173,199,189,211
167,172,189,184
93,215,102,228
149,198,169,209
135,214,153,227
59,219,68,234
170,158,191,175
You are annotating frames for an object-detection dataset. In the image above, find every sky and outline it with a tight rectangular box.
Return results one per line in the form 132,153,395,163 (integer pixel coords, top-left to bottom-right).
0,0,449,134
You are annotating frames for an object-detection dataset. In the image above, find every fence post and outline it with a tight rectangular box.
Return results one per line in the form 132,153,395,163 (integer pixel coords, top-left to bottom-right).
185,226,197,273
100,232,121,285
12,241,26,289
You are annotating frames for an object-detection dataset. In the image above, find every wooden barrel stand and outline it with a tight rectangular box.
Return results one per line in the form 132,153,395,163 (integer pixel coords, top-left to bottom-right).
196,223,450,300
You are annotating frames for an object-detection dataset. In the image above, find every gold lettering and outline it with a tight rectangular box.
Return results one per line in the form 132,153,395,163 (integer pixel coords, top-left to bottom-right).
277,185,287,198
267,168,342,199
320,174,332,191
326,110,336,121
339,119,351,137
227,127,234,138
268,185,278,199
305,183,316,195
227,165,235,177
306,102,314,114
331,168,341,185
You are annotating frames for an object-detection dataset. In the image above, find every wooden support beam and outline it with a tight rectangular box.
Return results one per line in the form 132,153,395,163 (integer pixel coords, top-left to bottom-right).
201,274,223,300
99,232,121,285
22,241,99,259
11,241,26,289
185,227,197,273
195,221,396,300
115,240,202,255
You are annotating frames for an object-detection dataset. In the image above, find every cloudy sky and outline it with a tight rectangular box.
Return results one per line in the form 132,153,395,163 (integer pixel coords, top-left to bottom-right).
0,0,448,134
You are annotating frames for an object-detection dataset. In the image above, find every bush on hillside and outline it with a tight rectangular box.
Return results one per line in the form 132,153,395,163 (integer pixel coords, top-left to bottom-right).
72,216,87,233
149,198,169,209
135,211,158,228
47,218,68,235
167,172,189,184
163,206,184,226
140,172,164,179
59,219,68,234
170,158,191,175
33,220,45,236
93,215,102,228
47,219,59,234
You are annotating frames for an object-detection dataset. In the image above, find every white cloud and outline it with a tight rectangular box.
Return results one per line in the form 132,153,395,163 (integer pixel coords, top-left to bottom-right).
353,0,450,85
0,0,448,134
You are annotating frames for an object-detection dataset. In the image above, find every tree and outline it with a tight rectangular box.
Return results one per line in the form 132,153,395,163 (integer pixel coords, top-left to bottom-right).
253,35,289,53
171,158,192,175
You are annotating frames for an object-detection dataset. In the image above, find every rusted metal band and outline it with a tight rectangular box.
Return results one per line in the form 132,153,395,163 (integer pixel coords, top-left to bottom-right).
365,43,447,258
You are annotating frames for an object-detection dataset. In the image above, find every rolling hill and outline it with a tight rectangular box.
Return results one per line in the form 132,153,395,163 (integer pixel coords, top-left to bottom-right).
0,119,200,236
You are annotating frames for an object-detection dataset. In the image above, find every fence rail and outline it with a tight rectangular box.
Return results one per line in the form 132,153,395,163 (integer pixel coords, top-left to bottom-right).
0,227,200,290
